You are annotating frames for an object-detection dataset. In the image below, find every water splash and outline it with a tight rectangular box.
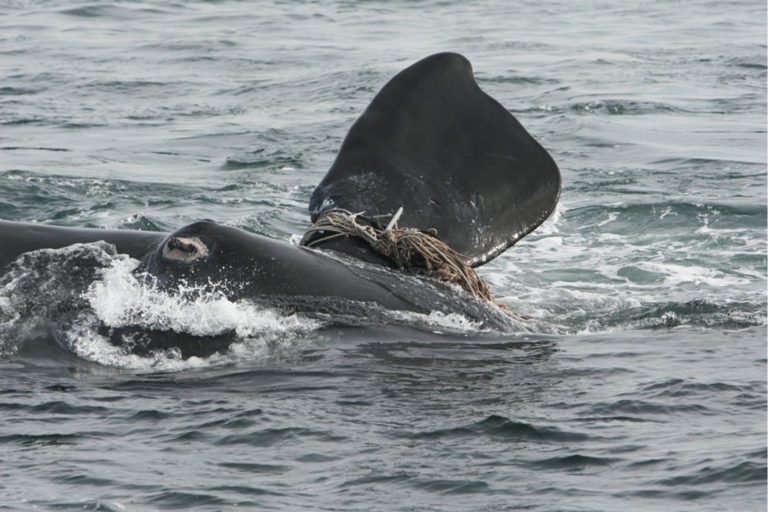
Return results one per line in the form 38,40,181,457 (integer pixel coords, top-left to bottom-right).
0,243,324,369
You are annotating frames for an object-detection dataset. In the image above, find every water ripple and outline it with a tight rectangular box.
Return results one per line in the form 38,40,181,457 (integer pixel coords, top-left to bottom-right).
401,415,592,443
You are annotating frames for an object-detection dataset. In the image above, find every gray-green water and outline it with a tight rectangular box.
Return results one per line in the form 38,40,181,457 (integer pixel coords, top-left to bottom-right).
0,1,766,510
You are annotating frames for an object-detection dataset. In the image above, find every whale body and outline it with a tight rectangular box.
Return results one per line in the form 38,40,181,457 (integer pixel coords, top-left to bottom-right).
0,53,560,358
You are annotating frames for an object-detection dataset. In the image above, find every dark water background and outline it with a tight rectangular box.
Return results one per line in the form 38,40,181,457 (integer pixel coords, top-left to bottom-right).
1,0,766,510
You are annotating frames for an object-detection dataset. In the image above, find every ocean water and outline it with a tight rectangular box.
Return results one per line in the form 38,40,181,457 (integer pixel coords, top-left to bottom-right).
0,0,766,510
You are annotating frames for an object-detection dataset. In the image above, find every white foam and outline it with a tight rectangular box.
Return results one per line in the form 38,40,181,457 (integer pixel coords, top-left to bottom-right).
65,255,326,370
64,313,221,371
658,206,677,220
596,211,619,227
86,256,322,336
388,310,484,333
633,261,751,288
534,202,565,236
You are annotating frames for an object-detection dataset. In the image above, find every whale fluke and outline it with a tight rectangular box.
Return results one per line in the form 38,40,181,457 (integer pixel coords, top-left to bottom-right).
308,52,561,267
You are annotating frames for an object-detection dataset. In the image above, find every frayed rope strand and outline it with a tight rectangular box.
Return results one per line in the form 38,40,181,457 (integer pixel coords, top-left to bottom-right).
302,208,506,308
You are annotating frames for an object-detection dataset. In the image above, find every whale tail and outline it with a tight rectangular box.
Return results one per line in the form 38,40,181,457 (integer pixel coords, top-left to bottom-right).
307,52,561,267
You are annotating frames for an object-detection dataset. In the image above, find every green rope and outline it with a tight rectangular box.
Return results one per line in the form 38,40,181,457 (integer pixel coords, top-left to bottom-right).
302,208,506,307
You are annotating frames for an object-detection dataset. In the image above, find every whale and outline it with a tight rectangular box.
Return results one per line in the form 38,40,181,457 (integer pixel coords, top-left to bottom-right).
0,52,561,358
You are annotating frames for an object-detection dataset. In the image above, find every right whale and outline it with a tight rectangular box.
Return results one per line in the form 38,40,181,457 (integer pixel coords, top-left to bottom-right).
0,52,561,358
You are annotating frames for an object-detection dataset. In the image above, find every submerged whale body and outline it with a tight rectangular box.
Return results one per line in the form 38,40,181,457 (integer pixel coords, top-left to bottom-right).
0,53,560,359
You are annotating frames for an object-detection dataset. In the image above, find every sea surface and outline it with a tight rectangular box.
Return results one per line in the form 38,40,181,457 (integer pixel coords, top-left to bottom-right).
0,0,766,510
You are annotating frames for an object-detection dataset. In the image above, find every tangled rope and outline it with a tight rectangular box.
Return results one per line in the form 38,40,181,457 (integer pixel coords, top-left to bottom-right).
301,208,506,308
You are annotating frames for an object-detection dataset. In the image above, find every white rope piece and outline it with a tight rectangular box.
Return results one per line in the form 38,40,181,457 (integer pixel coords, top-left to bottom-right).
384,206,403,232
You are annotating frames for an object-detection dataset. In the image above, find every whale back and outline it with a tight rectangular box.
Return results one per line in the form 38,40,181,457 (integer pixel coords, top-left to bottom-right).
308,52,561,267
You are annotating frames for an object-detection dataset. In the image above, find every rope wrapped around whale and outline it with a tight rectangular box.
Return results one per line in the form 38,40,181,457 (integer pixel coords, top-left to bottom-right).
301,208,506,308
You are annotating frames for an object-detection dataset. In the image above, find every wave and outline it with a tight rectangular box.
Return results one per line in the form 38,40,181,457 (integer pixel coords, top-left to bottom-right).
59,4,168,19
517,99,683,116
529,454,619,470
585,299,763,333
654,460,767,486
622,299,766,330
398,414,592,443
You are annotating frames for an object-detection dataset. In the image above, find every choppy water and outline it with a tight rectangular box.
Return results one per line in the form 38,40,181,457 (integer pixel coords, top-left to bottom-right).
1,0,766,510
